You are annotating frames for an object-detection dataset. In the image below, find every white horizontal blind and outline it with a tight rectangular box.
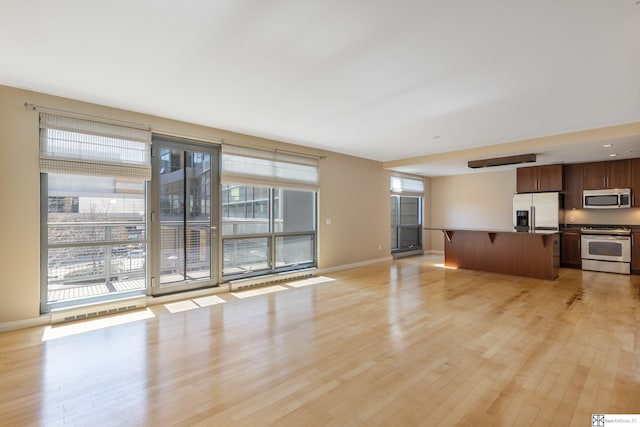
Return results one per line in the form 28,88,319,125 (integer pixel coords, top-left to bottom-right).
40,113,152,181
222,145,319,190
390,176,424,195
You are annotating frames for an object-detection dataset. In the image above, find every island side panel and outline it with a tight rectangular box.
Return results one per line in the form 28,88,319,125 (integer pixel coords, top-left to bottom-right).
443,230,559,280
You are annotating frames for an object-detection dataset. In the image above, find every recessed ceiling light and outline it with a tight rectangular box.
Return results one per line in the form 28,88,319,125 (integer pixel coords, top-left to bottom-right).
603,144,612,147
609,153,617,157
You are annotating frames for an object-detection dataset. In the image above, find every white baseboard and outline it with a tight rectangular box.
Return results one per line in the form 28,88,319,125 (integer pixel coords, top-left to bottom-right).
317,256,393,274
0,287,230,332
0,314,51,333
228,268,316,291
0,258,409,332
425,250,444,255
392,249,424,259
147,285,229,306
51,296,147,324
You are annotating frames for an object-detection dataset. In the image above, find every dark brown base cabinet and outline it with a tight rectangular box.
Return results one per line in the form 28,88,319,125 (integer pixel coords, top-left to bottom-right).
561,230,581,268
633,232,640,274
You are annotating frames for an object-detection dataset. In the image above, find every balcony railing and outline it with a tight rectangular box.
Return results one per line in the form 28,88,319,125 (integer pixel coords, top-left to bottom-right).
45,218,316,301
47,220,147,302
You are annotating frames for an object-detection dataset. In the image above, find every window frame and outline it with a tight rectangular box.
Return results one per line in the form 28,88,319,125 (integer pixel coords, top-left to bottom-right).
221,184,317,280
390,175,424,254
39,113,151,313
40,173,148,313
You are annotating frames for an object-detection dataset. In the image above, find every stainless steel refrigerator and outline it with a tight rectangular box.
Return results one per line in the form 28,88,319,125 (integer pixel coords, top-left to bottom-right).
513,192,560,231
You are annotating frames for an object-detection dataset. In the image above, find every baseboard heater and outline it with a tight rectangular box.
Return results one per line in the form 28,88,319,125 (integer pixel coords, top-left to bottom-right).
50,295,147,324
229,268,316,291
392,249,424,259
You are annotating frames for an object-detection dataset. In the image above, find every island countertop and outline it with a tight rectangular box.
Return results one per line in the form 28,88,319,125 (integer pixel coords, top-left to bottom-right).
427,228,560,280
424,227,559,235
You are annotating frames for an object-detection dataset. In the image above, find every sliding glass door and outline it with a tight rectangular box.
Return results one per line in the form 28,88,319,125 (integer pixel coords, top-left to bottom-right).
151,136,220,295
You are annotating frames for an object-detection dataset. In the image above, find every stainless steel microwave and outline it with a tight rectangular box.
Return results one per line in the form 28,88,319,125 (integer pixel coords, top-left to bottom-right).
583,188,631,209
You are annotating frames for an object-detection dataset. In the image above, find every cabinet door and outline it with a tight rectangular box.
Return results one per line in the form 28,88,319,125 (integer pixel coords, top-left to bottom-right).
633,159,640,207
606,159,631,189
564,164,583,209
582,162,607,190
561,231,581,267
632,232,640,272
537,164,563,192
517,164,563,193
516,167,538,193
583,160,631,189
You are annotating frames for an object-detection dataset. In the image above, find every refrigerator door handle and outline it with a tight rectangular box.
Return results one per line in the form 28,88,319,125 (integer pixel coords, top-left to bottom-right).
531,206,535,231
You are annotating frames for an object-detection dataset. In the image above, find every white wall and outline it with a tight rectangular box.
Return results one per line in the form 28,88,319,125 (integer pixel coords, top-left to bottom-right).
428,170,516,251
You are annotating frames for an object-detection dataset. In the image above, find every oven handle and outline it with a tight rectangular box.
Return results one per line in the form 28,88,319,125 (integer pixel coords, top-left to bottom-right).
581,235,630,241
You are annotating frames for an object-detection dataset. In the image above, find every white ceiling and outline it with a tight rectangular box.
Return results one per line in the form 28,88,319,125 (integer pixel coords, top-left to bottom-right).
1,0,639,176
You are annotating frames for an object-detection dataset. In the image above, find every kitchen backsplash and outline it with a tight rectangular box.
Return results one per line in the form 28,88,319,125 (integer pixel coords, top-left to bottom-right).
564,208,640,226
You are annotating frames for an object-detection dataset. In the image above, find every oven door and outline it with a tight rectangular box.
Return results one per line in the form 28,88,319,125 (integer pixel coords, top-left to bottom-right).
581,235,631,262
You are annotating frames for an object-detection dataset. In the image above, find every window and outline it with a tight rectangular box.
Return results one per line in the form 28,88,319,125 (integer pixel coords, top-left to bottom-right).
220,145,319,279
221,185,316,277
40,113,151,311
390,176,423,253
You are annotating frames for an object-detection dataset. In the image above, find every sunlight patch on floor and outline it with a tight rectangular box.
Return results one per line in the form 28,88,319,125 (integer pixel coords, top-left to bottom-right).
164,300,200,313
231,285,288,299
193,295,226,307
42,308,155,341
433,263,458,270
286,276,336,288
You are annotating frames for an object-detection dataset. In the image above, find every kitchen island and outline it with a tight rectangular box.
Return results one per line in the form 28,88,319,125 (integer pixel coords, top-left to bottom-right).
427,228,560,281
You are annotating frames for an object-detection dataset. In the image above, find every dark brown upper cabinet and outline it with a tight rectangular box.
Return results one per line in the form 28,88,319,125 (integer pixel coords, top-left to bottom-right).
582,159,631,190
563,163,584,210
516,164,563,193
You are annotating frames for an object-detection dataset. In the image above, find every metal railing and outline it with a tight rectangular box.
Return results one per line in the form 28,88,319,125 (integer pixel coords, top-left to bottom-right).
47,221,147,288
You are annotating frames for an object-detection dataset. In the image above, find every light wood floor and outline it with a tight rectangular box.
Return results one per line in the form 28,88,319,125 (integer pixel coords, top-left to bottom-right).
1,256,639,426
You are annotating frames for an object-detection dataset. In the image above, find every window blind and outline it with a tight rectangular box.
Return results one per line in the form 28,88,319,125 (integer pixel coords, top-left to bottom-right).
39,113,152,181
221,145,319,190
390,176,424,195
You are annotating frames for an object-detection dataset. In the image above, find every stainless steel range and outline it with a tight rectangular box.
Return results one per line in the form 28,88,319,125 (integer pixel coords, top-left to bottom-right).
581,226,631,274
